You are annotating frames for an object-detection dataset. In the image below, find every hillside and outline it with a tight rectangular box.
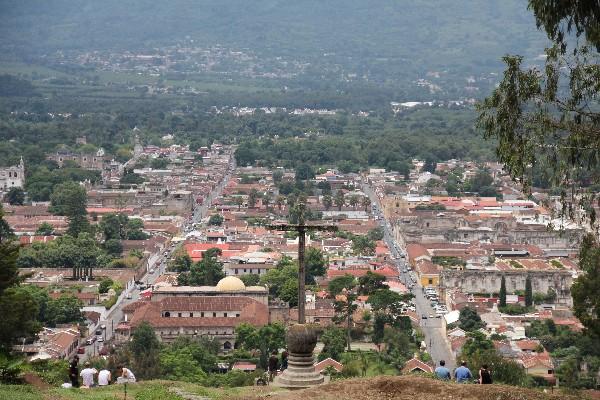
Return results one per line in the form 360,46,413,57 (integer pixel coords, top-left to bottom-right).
0,1,547,86
235,376,581,400
2,376,584,400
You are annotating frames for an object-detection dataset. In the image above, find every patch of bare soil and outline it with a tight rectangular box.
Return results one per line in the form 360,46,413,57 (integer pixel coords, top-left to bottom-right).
231,376,584,400
22,372,51,390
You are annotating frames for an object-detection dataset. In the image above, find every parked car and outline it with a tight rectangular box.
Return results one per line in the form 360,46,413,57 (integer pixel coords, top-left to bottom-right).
97,336,104,342
95,329,102,336
85,337,96,345
77,347,86,354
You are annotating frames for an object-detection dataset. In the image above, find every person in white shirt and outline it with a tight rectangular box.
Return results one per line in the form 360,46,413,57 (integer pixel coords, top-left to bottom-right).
118,366,136,382
79,362,98,388
98,369,111,386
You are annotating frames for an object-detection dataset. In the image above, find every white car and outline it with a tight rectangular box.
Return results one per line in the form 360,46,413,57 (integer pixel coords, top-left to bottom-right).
97,336,104,342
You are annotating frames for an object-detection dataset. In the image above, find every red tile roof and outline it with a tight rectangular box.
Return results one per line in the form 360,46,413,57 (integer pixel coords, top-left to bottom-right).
129,296,268,329
315,358,344,373
402,357,433,374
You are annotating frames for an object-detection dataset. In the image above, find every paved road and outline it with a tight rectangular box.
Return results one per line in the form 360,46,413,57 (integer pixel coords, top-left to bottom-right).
80,151,235,360
362,180,455,370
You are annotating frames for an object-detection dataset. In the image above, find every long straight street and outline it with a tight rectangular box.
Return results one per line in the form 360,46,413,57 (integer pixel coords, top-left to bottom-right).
362,181,455,371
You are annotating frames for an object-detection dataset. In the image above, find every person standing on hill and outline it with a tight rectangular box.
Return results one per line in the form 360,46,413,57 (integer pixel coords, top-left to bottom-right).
479,364,492,384
268,350,279,382
454,361,473,383
69,356,80,388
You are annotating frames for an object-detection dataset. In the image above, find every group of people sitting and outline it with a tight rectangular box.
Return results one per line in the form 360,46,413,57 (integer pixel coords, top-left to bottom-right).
434,360,492,384
68,356,136,388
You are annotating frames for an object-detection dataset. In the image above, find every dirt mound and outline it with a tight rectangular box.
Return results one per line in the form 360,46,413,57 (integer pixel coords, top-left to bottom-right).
233,376,580,400
22,372,51,390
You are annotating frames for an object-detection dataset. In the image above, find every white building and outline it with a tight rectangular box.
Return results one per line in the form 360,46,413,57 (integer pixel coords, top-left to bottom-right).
0,157,25,190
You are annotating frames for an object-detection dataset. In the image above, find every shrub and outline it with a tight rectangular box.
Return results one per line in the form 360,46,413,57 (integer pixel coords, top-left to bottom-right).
28,359,69,386
0,355,23,384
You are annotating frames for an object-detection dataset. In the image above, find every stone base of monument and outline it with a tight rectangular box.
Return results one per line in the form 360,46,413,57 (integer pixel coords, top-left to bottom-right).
274,324,324,389
274,353,324,389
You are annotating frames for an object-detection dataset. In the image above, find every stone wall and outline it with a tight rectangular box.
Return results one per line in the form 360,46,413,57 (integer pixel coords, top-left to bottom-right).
440,269,573,306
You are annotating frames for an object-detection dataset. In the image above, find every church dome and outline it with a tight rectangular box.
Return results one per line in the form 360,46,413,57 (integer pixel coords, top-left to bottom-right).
216,276,246,292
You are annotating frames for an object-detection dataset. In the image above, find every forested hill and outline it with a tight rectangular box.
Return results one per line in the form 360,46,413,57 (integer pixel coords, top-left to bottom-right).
1,0,546,76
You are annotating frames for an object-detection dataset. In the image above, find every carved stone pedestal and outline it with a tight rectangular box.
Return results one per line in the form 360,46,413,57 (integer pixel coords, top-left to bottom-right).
274,324,324,389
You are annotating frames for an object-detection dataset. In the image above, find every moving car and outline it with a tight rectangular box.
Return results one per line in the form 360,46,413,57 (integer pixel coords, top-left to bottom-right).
77,347,86,354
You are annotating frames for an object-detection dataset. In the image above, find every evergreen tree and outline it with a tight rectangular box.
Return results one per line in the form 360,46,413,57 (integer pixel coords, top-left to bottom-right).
499,275,507,308
50,182,90,236
525,275,533,307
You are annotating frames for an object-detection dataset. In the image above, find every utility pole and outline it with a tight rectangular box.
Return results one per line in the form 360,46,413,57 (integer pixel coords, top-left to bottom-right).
268,203,337,323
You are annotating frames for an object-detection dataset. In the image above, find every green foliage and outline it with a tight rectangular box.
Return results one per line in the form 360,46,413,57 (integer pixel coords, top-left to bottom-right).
0,287,40,351
45,295,83,327
0,355,24,384
328,274,357,296
120,169,144,185
208,214,224,226
358,272,386,295
366,227,384,241
498,304,533,315
50,182,90,236
169,254,193,273
458,306,485,332
460,331,530,386
25,166,101,202
414,203,446,211
319,327,347,361
572,235,600,338
177,248,225,286
160,337,218,381
104,238,123,256
0,385,41,400
4,187,25,205
28,359,70,386
150,157,169,169
17,233,106,270
98,278,114,294
499,275,507,308
202,369,260,388
431,256,466,268
333,293,358,351
130,322,162,380
239,273,260,286
259,257,299,306
34,222,54,236
524,275,533,307
305,247,326,284
234,323,285,369
351,235,375,256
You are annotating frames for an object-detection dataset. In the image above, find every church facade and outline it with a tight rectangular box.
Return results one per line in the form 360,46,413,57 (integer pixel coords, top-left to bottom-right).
0,157,25,190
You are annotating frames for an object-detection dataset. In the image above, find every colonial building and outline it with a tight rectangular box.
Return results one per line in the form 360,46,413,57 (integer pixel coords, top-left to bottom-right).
47,148,105,170
0,157,25,190
121,285,268,350
151,276,268,306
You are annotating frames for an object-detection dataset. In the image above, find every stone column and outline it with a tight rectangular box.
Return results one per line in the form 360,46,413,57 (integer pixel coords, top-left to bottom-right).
275,324,324,389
